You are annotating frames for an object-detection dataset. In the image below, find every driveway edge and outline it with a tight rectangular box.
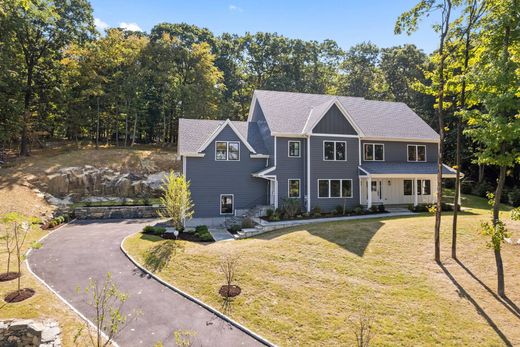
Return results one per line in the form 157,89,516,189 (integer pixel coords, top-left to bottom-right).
26,220,119,347
120,233,275,347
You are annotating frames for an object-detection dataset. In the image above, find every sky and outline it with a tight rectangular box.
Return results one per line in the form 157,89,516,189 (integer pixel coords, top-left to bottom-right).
91,0,444,53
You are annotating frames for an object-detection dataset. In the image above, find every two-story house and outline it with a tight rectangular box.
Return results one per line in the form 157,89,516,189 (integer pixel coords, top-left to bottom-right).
178,90,457,218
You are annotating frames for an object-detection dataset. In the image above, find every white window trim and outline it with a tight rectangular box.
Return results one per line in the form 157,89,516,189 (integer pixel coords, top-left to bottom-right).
219,194,234,215
288,140,301,158
288,179,301,198
407,144,427,162
404,179,413,196
323,140,347,161
215,141,240,161
363,143,385,161
317,179,353,199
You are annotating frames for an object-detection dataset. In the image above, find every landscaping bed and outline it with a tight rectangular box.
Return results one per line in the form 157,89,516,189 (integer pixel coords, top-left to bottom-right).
142,224,214,242
262,204,387,222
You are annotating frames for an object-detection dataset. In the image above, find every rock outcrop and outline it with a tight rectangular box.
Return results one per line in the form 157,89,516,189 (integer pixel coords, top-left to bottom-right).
40,166,167,199
0,319,61,347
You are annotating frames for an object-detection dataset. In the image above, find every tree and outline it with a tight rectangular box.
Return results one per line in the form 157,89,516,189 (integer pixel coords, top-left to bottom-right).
158,171,194,230
396,0,456,262
463,0,520,297
3,0,95,155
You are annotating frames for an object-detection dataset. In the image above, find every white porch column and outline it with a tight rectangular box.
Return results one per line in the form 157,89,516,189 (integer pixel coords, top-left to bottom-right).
274,179,279,209
414,177,418,206
367,176,372,208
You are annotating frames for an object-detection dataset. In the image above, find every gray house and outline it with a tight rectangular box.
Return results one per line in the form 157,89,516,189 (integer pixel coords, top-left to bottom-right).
178,90,457,218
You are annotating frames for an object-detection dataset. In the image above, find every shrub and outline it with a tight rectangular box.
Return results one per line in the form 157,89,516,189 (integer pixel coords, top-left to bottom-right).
195,225,208,233
227,224,242,233
241,217,255,229
265,209,274,218
460,180,473,194
142,226,166,235
377,204,385,212
508,188,520,207
472,181,494,198
311,206,321,217
511,207,520,221
194,225,213,242
369,205,378,213
408,204,429,212
270,215,280,221
353,206,364,215
335,205,345,215
280,198,302,219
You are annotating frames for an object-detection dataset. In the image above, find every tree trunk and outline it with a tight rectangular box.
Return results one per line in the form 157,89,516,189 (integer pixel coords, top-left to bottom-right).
493,162,506,297
478,165,485,183
452,121,461,259
20,64,34,156
131,112,138,146
434,0,452,263
115,99,119,147
125,99,129,147
96,97,100,150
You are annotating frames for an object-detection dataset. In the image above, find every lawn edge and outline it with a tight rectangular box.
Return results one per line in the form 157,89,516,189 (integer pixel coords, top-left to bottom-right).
120,232,276,347
25,220,118,347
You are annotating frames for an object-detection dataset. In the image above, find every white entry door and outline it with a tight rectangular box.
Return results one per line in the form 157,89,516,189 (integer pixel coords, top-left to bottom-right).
370,180,383,204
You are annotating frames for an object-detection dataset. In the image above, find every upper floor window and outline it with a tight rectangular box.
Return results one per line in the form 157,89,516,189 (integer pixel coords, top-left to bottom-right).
323,141,346,161
215,141,240,161
408,145,426,162
364,143,384,161
288,141,301,158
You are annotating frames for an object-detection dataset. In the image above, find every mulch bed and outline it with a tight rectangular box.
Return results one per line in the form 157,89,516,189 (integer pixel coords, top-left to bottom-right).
0,272,20,282
219,285,241,298
4,288,35,303
261,210,389,222
161,232,211,242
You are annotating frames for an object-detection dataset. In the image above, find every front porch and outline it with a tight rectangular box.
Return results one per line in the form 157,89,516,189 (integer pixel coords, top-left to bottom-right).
358,162,460,208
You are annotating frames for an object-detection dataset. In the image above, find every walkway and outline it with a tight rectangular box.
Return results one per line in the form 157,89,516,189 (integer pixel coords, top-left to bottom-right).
28,219,264,347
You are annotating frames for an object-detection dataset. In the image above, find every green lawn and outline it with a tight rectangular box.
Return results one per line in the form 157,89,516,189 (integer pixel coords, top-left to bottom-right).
124,194,519,346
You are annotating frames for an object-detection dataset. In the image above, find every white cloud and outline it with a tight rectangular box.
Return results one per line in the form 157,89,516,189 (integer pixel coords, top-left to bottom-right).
94,18,109,31
228,4,243,12
119,22,143,32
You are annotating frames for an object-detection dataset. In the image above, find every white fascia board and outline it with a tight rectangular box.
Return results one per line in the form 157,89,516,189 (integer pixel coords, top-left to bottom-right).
358,166,371,176
364,173,456,178
271,132,307,138
310,133,359,138
197,119,257,154
250,154,270,159
360,136,440,144
253,166,276,177
181,152,205,157
246,92,258,122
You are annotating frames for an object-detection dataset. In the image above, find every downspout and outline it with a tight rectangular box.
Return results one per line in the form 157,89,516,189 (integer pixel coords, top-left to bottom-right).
307,134,311,212
274,136,278,209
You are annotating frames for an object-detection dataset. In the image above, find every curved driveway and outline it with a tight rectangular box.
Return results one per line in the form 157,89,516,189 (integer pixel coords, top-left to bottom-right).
28,219,264,347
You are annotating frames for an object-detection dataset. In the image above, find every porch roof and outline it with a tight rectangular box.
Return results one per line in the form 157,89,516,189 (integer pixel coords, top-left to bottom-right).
359,162,457,177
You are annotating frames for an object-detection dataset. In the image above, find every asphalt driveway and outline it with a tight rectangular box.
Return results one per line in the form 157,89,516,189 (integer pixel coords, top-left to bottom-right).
28,219,264,347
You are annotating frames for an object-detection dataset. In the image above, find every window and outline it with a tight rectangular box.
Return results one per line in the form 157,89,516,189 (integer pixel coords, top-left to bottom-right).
215,141,240,161
220,194,234,214
288,141,301,158
364,143,384,161
323,141,347,161
288,179,301,198
317,179,353,198
407,145,426,162
404,180,413,196
421,179,431,195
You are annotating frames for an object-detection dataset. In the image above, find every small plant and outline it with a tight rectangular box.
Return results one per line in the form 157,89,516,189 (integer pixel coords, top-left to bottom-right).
511,207,520,221
335,205,345,215
227,224,242,233
348,300,375,347
311,206,321,217
353,206,364,215
142,225,166,235
377,204,385,213
280,198,302,219
219,254,240,298
369,205,378,213
265,208,274,219
241,217,255,229
194,225,213,242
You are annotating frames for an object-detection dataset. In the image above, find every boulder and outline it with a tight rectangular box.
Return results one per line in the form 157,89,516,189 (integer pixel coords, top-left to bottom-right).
46,173,69,195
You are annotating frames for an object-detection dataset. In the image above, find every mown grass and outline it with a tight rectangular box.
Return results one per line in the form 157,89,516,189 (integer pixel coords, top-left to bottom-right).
125,193,519,346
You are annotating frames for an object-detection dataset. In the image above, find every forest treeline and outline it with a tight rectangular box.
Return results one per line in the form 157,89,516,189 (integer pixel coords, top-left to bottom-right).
0,0,518,187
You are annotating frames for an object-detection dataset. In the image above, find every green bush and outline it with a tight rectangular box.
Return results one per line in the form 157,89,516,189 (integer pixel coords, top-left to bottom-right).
227,224,242,233
408,204,429,212
378,204,385,212
142,226,166,235
311,206,321,217
194,225,213,241
369,205,378,213
270,215,280,221
265,209,274,218
195,225,208,233
353,206,364,215
472,181,494,198
280,198,302,219
511,207,520,221
241,217,255,229
335,205,345,215
508,188,520,207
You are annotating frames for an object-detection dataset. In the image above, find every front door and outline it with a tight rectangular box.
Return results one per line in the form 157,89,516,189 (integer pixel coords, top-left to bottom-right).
370,180,383,204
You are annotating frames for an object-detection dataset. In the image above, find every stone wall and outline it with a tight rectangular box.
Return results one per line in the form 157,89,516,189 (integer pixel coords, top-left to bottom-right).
0,319,61,347
75,205,166,219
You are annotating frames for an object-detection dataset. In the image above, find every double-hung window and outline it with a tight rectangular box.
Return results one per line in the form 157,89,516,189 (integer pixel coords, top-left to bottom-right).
215,141,240,161
407,145,426,162
317,179,353,198
220,194,234,214
364,143,384,161
403,179,431,195
323,141,346,161
288,179,301,198
288,141,301,158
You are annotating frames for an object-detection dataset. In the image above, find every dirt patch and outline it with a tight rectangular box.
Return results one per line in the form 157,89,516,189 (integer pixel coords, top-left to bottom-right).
0,272,21,282
4,288,35,303
219,285,241,298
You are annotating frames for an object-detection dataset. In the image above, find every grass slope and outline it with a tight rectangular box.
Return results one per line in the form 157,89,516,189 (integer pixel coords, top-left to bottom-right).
125,194,519,346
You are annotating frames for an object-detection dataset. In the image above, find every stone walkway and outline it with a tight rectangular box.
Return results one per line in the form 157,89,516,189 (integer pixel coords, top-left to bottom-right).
28,220,264,347
209,228,235,241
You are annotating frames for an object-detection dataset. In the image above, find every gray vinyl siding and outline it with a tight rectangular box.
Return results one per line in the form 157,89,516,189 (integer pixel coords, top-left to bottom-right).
309,136,360,212
274,137,307,207
312,104,358,135
185,125,268,217
361,141,438,163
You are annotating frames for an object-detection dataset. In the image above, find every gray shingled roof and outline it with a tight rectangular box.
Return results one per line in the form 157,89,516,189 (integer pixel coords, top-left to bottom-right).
359,162,456,175
253,90,439,140
178,118,267,155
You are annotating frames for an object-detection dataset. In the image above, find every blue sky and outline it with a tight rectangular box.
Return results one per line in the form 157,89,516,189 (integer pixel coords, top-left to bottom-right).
91,0,443,53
